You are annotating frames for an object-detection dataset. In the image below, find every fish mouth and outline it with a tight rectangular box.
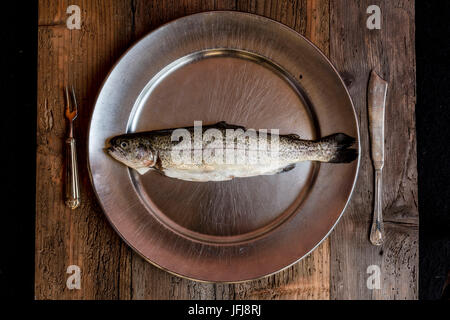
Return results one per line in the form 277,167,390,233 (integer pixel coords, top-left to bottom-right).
104,137,113,153
104,146,119,162
104,144,122,159
104,138,114,155
105,147,125,157
104,144,129,167
104,146,114,156
104,138,124,157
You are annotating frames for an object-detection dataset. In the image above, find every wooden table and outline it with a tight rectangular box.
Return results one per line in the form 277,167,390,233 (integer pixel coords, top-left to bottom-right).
36,0,417,300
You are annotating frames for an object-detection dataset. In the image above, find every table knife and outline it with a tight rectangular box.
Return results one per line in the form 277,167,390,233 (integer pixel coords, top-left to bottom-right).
368,70,388,246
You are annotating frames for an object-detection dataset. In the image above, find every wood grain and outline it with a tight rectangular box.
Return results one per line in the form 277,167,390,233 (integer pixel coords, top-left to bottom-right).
36,0,417,300
329,0,418,299
36,0,135,299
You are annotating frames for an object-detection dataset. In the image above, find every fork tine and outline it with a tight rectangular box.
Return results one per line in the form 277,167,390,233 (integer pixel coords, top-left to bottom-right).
71,85,78,115
65,86,70,112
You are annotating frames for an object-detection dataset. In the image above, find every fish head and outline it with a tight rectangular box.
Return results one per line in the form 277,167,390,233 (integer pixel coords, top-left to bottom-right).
106,134,157,174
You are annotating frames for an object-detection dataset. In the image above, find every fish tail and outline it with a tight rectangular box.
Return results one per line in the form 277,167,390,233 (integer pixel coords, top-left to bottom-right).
317,133,358,163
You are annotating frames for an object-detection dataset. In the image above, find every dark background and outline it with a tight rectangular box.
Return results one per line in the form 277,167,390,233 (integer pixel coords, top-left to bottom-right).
0,1,448,300
0,1,37,298
416,1,450,300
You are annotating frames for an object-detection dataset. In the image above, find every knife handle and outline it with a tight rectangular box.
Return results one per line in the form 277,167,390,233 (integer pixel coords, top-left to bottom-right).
370,169,384,245
65,137,81,209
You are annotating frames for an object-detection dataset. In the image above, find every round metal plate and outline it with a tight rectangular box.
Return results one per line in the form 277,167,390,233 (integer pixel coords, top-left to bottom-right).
88,11,360,282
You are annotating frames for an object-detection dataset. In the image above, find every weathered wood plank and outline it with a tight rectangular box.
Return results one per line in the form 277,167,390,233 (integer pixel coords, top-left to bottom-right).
329,0,418,299
130,0,331,300
36,0,135,299
36,0,418,300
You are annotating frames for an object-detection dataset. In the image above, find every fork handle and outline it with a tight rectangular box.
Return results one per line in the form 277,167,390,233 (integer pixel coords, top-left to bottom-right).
65,137,80,209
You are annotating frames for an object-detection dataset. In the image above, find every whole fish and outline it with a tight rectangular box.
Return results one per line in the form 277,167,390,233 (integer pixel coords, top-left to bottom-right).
106,121,357,182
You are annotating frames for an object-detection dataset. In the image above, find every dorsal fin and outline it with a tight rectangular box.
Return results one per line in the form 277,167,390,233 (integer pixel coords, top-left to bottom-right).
282,133,301,140
213,121,247,130
124,122,248,136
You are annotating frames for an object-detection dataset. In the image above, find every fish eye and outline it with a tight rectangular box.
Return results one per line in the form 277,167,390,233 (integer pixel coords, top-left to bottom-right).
120,141,128,148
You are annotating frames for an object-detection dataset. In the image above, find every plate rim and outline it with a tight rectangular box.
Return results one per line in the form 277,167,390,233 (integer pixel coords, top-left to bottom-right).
87,10,361,283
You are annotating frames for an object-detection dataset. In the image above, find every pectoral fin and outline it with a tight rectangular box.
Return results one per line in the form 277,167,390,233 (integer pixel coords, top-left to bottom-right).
134,167,152,175
280,164,296,173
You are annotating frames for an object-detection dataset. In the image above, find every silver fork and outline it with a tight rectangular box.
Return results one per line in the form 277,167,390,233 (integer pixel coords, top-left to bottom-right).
64,86,81,209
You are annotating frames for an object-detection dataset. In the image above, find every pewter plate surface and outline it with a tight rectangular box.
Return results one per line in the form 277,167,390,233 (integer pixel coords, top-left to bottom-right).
88,11,360,282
